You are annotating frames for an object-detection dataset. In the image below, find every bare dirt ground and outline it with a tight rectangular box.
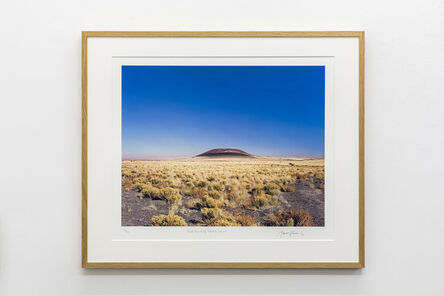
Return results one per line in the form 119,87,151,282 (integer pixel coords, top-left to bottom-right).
122,180,324,226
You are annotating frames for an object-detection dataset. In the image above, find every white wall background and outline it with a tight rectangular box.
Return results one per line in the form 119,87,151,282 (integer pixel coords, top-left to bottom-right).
1,0,443,295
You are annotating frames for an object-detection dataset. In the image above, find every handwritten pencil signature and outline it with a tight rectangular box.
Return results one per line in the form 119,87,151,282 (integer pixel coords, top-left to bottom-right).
279,230,304,238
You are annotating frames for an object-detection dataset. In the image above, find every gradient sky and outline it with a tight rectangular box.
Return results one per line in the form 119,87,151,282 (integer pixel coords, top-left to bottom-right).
122,65,325,159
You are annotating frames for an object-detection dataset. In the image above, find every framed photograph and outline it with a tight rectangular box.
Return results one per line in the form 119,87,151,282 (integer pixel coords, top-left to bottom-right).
82,31,364,268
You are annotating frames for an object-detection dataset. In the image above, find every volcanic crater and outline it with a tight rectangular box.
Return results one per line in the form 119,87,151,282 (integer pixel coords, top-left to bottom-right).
195,148,254,158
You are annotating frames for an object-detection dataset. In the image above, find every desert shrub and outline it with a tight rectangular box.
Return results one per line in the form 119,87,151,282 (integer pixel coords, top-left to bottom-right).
264,210,313,226
185,198,199,209
279,177,293,185
209,183,224,192
250,185,264,197
249,193,278,209
207,190,222,200
236,214,257,226
151,214,187,226
251,195,269,208
209,217,240,226
201,209,240,226
286,217,295,226
191,187,206,199
201,208,222,219
175,172,185,179
199,196,224,208
141,185,161,199
160,187,181,205
196,180,208,188
263,183,280,196
268,195,278,205
181,184,194,196
175,172,193,180
133,177,145,183
280,184,295,192
226,191,239,202
225,184,233,192
133,182,145,192
150,177,162,185
121,168,132,177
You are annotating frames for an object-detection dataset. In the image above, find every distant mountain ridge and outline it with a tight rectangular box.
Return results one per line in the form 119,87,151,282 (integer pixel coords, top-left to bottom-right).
195,148,253,158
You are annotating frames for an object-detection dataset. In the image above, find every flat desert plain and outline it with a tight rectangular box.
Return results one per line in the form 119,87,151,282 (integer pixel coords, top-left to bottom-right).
121,157,324,227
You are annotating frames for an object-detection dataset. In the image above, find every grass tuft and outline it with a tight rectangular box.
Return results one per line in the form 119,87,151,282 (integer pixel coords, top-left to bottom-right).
264,209,314,226
151,214,187,226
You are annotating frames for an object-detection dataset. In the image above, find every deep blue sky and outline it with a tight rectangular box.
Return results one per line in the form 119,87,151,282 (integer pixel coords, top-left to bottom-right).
122,66,324,159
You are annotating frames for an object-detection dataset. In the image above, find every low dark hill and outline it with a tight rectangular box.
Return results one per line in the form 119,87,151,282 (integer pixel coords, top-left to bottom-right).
195,148,254,158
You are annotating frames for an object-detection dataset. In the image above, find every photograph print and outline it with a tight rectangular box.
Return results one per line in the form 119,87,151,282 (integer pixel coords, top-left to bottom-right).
121,65,325,227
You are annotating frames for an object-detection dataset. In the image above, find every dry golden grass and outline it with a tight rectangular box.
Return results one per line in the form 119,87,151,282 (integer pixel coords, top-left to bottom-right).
264,209,314,226
235,214,258,226
151,213,187,226
122,157,324,226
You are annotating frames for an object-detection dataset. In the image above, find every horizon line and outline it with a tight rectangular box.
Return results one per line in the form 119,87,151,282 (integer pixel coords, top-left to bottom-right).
122,155,325,161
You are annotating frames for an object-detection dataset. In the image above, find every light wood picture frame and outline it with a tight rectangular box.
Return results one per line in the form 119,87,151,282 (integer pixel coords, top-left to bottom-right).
82,31,365,268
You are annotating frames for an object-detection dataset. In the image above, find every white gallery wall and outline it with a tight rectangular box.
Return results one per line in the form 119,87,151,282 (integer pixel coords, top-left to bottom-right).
0,0,443,295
